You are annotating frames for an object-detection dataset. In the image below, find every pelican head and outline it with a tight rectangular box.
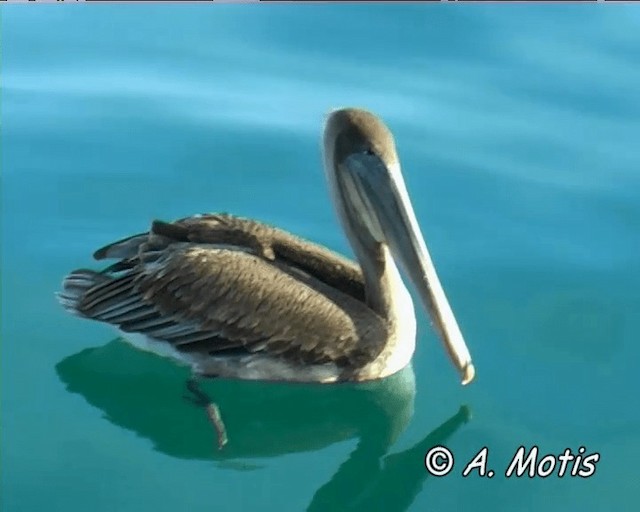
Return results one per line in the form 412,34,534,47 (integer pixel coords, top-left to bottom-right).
323,108,475,386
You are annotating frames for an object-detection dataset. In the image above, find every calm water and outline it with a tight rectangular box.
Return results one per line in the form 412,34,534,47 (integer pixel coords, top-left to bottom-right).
2,5,639,512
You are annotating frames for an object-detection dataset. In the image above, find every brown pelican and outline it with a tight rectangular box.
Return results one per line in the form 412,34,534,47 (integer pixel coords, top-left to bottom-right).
57,108,475,387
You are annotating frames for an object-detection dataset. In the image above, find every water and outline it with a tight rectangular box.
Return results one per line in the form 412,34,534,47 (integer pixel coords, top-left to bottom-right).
2,5,639,511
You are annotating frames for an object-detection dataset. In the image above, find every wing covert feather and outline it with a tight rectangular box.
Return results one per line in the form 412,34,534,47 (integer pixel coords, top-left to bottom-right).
134,245,386,366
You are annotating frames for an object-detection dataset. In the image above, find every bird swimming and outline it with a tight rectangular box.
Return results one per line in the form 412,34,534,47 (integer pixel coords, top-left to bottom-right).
57,107,475,387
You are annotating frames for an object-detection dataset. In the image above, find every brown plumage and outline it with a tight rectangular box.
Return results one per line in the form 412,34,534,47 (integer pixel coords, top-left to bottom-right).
60,214,388,376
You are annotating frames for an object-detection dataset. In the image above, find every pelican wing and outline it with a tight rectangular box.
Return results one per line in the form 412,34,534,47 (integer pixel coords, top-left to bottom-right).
64,215,384,368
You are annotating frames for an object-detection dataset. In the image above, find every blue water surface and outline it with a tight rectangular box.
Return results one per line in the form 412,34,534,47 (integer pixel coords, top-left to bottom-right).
2,4,639,512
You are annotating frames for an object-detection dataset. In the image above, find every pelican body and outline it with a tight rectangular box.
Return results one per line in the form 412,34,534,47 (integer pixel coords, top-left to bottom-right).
58,108,475,386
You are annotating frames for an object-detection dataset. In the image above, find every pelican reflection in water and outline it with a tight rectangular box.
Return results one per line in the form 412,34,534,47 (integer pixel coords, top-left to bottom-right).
57,340,471,511
57,108,475,444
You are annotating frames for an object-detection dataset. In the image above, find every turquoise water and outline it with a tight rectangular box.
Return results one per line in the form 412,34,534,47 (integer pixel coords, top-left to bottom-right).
2,5,639,511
